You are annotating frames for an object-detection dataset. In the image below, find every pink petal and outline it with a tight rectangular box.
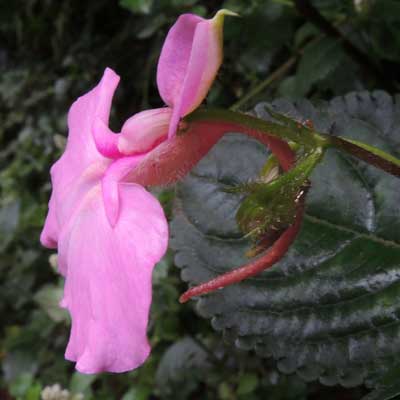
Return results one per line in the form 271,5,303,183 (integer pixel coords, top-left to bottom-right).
157,11,234,138
125,121,295,187
102,155,145,227
157,14,203,109
118,108,172,155
59,183,168,374
40,194,59,249
92,117,122,158
41,68,119,248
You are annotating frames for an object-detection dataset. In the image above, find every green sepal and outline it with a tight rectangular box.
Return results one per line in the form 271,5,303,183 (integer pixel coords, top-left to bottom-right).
236,147,324,239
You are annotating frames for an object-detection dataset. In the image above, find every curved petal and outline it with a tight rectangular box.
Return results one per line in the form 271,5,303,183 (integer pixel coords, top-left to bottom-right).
157,14,203,108
157,11,234,138
102,155,145,227
59,184,168,374
118,108,172,155
40,194,58,248
92,118,122,158
41,68,119,248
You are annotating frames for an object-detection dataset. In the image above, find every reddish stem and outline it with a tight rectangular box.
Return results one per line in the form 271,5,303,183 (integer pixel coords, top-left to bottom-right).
175,121,299,303
179,205,304,303
125,121,295,186
124,118,302,302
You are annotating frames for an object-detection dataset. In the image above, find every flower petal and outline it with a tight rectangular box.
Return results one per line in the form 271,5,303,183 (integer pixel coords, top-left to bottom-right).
41,68,119,248
102,155,145,227
92,117,122,158
59,183,168,373
157,14,203,109
157,11,234,138
118,108,172,155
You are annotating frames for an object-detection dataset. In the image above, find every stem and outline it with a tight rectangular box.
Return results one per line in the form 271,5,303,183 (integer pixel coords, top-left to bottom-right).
185,108,327,148
179,132,304,303
185,108,400,179
326,135,400,178
179,203,304,303
230,57,297,111
230,15,353,112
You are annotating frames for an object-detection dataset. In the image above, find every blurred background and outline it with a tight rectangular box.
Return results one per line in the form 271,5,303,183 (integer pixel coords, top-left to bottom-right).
1,0,400,399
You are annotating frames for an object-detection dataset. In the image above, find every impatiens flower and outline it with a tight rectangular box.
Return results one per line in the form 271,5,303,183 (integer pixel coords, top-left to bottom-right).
40,10,233,374
41,69,168,374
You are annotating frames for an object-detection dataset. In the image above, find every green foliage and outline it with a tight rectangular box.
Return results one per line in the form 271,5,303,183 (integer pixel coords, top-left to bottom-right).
171,92,400,394
358,0,400,63
363,364,400,400
34,283,69,323
120,0,154,15
291,37,346,96
155,337,211,398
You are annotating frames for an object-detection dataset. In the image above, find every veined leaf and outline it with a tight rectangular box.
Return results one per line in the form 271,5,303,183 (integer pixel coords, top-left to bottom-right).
171,91,400,389
155,337,211,399
295,37,346,96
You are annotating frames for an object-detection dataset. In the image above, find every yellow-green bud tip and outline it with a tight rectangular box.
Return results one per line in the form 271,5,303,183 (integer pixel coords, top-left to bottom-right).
212,9,240,27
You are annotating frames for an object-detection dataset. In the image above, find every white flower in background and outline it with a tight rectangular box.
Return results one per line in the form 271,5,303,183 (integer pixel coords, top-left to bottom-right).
41,384,84,400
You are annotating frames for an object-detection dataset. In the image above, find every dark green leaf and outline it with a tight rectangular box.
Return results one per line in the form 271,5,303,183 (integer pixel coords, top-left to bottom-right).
363,363,400,400
119,0,153,14
363,383,400,400
0,200,20,251
121,387,152,400
295,37,346,96
155,337,211,399
69,372,96,396
9,372,34,399
294,23,320,48
237,373,259,395
171,92,400,388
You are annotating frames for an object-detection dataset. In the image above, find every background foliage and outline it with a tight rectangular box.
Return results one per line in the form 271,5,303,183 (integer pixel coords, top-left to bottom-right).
1,0,400,399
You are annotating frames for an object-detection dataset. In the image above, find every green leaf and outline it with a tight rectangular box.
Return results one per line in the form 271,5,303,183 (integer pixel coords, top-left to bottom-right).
9,372,34,398
2,351,38,382
69,372,96,395
0,200,20,251
171,92,400,388
362,0,400,63
26,383,42,400
294,22,320,48
119,0,153,14
237,373,259,395
121,387,151,400
34,284,69,323
363,363,400,400
155,337,211,399
363,382,400,400
218,382,235,400
295,37,346,96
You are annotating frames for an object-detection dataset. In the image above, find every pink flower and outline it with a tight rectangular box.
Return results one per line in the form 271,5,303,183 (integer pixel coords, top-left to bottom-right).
40,10,232,374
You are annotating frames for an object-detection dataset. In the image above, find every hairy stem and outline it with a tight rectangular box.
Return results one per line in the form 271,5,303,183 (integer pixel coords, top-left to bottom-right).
185,108,400,179
185,108,328,148
326,135,400,178
179,203,304,303
230,57,297,111
179,135,303,303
